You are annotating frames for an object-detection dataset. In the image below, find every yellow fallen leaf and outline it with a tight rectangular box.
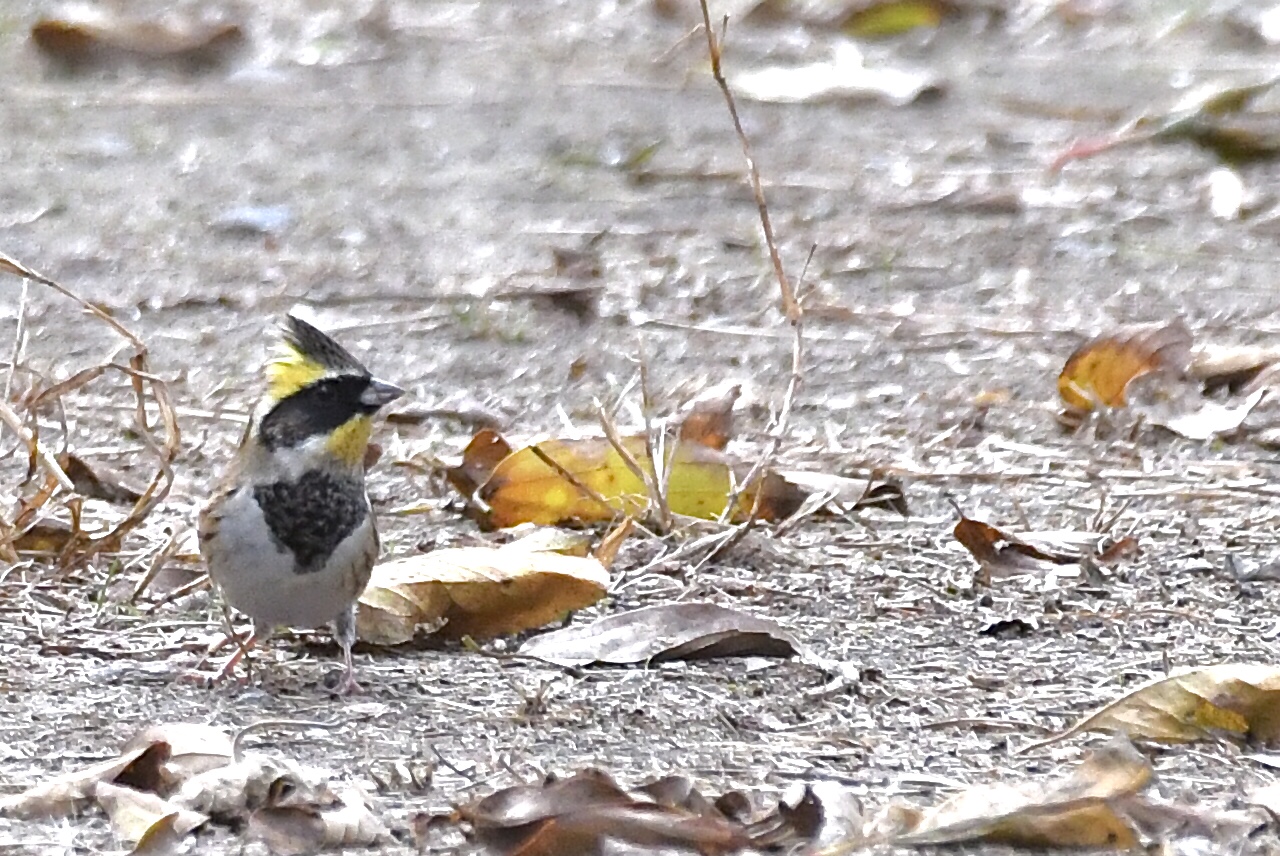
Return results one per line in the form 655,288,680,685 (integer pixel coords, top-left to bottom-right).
476,435,804,528
357,546,610,644
890,736,1149,848
1029,663,1280,749
842,0,946,38
1058,320,1192,411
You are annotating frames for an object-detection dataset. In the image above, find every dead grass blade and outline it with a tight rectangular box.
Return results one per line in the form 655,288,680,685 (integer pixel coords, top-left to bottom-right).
0,249,181,567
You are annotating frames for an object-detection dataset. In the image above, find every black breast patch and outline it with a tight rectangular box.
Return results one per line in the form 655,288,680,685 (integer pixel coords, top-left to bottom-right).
253,470,369,572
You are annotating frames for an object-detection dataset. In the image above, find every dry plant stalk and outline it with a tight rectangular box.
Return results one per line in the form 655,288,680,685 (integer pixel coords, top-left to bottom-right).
0,250,181,567
693,0,808,564
697,0,799,325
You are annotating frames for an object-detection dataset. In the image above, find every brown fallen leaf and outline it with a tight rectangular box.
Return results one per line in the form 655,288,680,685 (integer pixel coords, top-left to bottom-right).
58,453,144,505
12,520,78,554
460,769,750,856
357,545,610,645
952,516,1080,578
886,736,1149,848
32,7,246,69
0,741,170,819
446,428,514,499
124,723,234,793
677,384,741,451
518,602,806,667
1028,664,1280,749
1058,320,1193,412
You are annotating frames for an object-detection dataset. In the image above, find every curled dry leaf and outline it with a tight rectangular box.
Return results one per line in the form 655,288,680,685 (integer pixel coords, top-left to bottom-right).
356,544,610,645
172,754,331,821
459,769,750,856
94,781,207,845
518,602,807,667
124,722,234,792
248,786,390,855
676,384,741,451
58,453,144,505
0,741,169,819
952,516,1081,578
32,7,246,68
775,470,908,516
1028,663,1280,749
1191,342,1280,392
886,736,1150,848
1058,320,1193,412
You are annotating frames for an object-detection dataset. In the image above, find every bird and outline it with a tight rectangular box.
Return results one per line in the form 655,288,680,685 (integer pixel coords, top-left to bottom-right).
197,314,403,693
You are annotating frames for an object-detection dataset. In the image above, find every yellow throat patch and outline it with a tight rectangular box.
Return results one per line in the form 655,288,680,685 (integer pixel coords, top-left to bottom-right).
266,343,328,401
326,415,373,467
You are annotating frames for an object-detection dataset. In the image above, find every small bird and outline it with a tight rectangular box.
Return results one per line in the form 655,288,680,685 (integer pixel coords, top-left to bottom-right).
198,314,403,692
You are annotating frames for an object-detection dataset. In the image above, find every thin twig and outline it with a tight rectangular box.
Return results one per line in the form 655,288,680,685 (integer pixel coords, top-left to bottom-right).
6,277,28,401
0,399,74,492
697,0,797,323
528,444,624,516
594,402,671,531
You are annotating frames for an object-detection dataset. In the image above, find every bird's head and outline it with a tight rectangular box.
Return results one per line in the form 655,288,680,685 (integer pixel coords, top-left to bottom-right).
258,315,403,467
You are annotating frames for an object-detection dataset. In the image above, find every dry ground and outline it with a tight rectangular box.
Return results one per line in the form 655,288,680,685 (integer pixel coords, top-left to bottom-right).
3,0,1280,852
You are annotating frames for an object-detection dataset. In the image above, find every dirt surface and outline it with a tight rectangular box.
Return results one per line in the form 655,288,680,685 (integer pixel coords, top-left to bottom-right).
3,0,1280,852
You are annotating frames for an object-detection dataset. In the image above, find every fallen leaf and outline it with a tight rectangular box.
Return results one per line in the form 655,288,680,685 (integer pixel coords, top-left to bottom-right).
458,432,806,528
58,453,144,504
1058,320,1193,411
1141,388,1265,440
32,7,246,69
0,741,169,819
357,546,610,644
842,0,946,37
124,723,234,792
889,736,1149,847
733,42,942,106
518,602,806,667
461,769,749,856
248,786,390,854
95,782,207,845
446,428,515,500
677,384,741,451
952,516,1080,578
1029,664,1280,748
1191,342,1280,392
776,470,908,515
172,754,331,821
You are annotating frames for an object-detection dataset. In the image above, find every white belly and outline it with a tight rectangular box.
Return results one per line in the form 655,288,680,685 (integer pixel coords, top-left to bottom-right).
203,487,376,629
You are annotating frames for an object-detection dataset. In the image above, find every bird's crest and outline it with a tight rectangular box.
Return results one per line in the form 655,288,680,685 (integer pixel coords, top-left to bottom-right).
266,315,369,401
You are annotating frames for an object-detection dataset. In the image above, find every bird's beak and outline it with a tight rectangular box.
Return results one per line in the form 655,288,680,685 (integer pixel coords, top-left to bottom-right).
361,378,405,409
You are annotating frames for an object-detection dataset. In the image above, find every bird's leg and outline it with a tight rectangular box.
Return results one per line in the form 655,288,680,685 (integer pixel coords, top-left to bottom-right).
215,624,262,682
186,605,264,685
330,603,361,695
